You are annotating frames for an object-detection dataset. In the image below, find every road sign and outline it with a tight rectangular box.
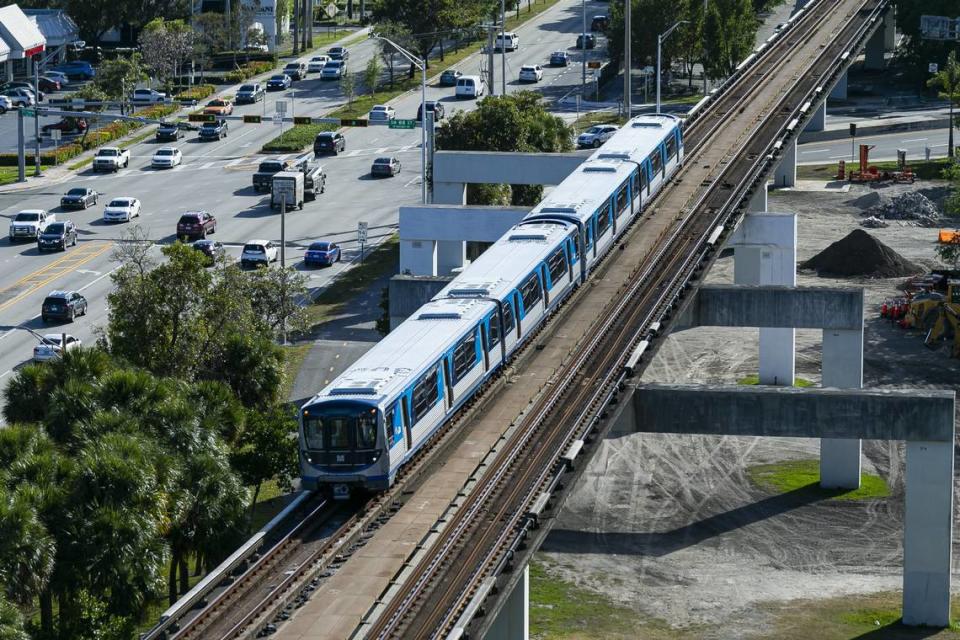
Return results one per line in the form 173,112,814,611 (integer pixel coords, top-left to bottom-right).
275,100,288,114
358,221,368,243
325,2,337,18
293,116,312,125
340,118,368,127
273,114,283,126
929,62,939,73
243,115,262,124
50,129,61,142
22,109,34,117
389,118,416,130
587,60,602,69
188,113,215,122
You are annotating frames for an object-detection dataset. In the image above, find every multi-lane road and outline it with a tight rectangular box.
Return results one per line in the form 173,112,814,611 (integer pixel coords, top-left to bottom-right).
0,0,607,395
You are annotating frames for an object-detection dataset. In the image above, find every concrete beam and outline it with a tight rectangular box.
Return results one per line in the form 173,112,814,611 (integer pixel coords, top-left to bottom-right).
486,565,529,640
773,139,797,188
676,285,863,331
388,274,452,330
805,101,826,133
829,69,848,101
433,150,589,187
630,384,955,442
399,205,529,244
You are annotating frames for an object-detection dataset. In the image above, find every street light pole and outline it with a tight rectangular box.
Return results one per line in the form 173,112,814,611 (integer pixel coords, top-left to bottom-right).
656,20,688,114
624,0,631,118
501,0,506,95
581,0,587,95
702,0,708,96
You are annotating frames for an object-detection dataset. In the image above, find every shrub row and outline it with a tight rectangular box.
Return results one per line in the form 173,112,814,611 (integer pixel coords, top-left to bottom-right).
225,61,276,84
174,84,217,101
261,123,338,152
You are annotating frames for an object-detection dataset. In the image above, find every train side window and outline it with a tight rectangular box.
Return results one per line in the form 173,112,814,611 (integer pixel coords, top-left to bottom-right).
385,405,397,445
488,313,500,348
649,149,662,177
411,366,440,423
452,331,479,383
401,397,412,447
665,134,677,161
547,247,567,284
571,233,580,262
502,299,516,336
640,164,648,194
519,273,542,312
615,182,629,215
631,171,640,198
596,207,611,237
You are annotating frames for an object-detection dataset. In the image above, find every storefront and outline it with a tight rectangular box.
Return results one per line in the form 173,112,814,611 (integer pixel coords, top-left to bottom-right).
0,5,46,81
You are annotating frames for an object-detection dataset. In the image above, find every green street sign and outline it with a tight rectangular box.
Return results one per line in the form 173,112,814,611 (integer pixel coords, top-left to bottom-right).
188,113,215,122
243,114,262,124
340,118,368,127
389,119,416,130
22,109,35,117
293,116,313,125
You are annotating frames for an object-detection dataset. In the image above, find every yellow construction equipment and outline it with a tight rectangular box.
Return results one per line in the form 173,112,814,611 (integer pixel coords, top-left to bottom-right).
925,304,960,358
902,291,945,330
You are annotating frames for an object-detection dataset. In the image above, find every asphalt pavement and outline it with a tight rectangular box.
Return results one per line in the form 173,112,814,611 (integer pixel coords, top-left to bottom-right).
798,126,953,164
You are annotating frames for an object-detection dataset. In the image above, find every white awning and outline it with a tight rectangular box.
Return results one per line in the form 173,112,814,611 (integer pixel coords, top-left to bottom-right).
24,9,79,48
0,5,45,59
0,32,11,63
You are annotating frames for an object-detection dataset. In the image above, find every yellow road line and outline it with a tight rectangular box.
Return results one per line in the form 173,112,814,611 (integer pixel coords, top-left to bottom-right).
0,242,114,314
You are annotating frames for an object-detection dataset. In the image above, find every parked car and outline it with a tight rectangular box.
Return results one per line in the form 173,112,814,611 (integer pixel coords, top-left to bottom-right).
60,187,97,209
33,334,82,362
241,240,278,268
266,74,292,90
283,61,306,81
155,121,185,141
2,88,35,107
9,209,54,241
203,98,233,116
37,76,60,92
320,61,345,80
198,119,228,140
314,131,345,155
132,88,169,103
37,221,78,252
550,51,570,66
0,96,12,114
308,55,329,72
439,68,463,86
519,64,544,82
328,46,349,61
416,101,445,122
43,117,87,134
152,147,182,168
176,210,217,240
0,83,43,101
371,156,401,177
577,124,619,148
576,33,596,49
102,197,142,223
52,61,95,80
304,241,340,267
455,75,486,99
42,70,70,86
235,83,264,103
41,290,87,323
591,15,609,31
368,104,396,123
191,239,224,265
244,43,269,53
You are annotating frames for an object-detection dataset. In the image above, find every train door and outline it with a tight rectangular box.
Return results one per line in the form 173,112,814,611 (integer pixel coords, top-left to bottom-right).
442,359,454,410
480,324,490,372
541,264,551,307
401,396,413,451
514,292,523,339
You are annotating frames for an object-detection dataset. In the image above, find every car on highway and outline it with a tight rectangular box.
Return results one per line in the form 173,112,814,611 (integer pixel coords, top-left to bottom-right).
328,46,349,61
253,157,305,191
102,197,142,223
0,83,44,101
519,64,544,83
267,74,292,90
368,104,396,123
416,101,445,122
371,156,401,177
203,98,233,116
235,83,264,103
41,290,88,323
198,119,228,140
241,240,278,268
576,33,596,49
0,96,12,114
314,131,345,155
191,239,224,265
308,55,329,72
304,241,341,267
439,69,463,86
151,147,182,168
60,187,98,209
92,147,130,172
455,75,486,99
320,60,345,80
283,61,306,81
132,88,169,103
43,117,87,134
9,210,54,241
549,50,570,66
53,61,95,80
37,221,78,252
155,121,185,141
177,210,217,240
2,88,36,107
33,334,82,362
495,32,519,52
244,43,269,53
591,15,608,31
576,124,619,148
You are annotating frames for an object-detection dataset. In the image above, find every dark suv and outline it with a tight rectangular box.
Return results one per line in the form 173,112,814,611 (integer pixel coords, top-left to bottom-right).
37,221,77,251
42,290,87,322
176,211,217,240
156,121,185,141
314,131,345,155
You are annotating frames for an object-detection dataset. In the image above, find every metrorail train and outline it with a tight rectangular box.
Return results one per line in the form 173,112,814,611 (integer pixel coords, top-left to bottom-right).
299,114,685,498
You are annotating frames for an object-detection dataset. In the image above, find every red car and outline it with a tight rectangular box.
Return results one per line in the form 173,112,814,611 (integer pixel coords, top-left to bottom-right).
176,210,217,240
42,118,87,134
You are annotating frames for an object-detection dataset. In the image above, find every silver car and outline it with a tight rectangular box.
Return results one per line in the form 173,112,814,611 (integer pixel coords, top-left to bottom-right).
320,60,345,80
577,124,619,149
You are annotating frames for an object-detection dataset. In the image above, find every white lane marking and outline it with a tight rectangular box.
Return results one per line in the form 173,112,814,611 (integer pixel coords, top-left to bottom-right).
199,161,218,170
799,148,829,154
901,138,928,143
76,269,101,276
343,150,362,157
374,147,388,154
78,263,122,292
829,154,851,159
225,157,248,167
404,175,421,187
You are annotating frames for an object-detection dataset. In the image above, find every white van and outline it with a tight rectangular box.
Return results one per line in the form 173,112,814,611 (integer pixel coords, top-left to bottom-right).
455,75,486,99
495,31,519,51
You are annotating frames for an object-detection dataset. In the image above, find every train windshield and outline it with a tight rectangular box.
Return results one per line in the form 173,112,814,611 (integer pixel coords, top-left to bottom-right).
302,402,380,451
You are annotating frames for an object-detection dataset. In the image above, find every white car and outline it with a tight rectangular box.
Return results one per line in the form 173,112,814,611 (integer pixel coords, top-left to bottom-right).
33,334,81,362
368,104,396,123
102,197,141,223
132,88,168,103
9,209,54,241
518,64,544,83
0,95,12,114
308,55,330,72
320,60,345,80
241,239,279,268
152,147,182,168
577,124,619,149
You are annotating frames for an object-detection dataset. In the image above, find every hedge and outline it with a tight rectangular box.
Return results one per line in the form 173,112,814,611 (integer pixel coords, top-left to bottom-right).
174,84,216,101
224,61,276,84
261,123,338,152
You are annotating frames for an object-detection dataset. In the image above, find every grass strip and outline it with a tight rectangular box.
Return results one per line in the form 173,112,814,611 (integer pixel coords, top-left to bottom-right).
68,156,94,171
797,158,952,181
261,122,338,152
747,459,890,501
737,374,813,387
0,166,19,185
280,342,313,402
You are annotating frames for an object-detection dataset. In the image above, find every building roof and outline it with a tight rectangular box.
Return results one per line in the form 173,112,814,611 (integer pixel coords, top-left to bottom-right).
0,32,10,62
0,5,45,58
23,9,79,48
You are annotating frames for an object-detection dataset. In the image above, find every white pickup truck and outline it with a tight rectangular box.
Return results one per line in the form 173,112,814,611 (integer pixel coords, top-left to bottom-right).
93,147,130,172
9,209,55,241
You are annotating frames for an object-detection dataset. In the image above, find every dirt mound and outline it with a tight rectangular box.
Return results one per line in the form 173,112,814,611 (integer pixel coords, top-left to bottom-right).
801,229,923,278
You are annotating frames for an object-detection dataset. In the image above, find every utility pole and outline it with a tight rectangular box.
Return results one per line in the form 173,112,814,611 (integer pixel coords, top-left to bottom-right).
581,0,586,95
702,0,708,96
293,0,299,55
500,0,506,95
487,24,495,94
17,107,25,182
624,0,631,117
33,56,41,177
306,0,313,48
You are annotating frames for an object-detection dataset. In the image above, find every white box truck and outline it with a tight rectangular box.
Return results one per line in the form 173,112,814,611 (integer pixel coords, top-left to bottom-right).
271,171,304,210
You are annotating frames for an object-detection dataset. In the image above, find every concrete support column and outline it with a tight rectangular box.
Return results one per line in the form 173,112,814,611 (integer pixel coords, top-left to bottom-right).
804,101,826,133
820,328,863,489
903,441,954,627
773,139,797,188
487,565,529,640
864,26,886,70
433,181,467,205
400,239,437,276
747,183,768,213
829,70,847,101
883,7,896,51
437,240,467,275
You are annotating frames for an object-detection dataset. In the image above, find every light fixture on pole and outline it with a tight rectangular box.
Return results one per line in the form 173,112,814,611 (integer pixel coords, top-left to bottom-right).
656,20,688,114
370,34,428,204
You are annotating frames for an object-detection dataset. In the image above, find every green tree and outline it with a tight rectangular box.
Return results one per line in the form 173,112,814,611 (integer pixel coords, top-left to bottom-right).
928,51,960,159
94,54,147,103
0,594,27,640
0,487,55,610
230,405,299,528
376,22,415,88
139,18,194,89
364,56,382,97
703,0,757,80
607,0,682,76
372,0,489,72
894,0,958,77
341,71,357,110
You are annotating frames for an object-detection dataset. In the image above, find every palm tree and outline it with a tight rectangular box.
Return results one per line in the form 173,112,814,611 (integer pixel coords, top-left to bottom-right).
928,51,960,159
0,594,28,640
